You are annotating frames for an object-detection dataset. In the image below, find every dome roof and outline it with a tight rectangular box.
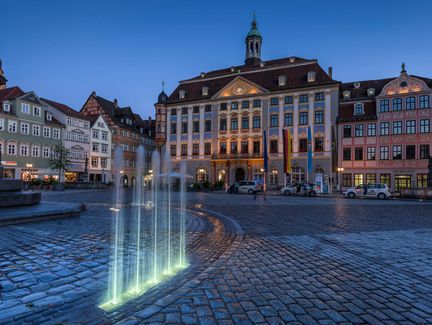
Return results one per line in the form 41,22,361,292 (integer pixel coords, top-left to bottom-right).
157,90,168,104
246,17,261,38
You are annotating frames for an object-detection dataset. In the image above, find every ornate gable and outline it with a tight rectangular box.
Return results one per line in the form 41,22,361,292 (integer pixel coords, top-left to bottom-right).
379,72,431,97
212,76,268,99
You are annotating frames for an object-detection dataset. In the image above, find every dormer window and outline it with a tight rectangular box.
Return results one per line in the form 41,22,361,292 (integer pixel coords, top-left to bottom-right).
343,91,351,99
202,86,209,96
3,103,10,112
354,103,364,115
354,82,361,89
46,112,52,121
307,71,316,83
289,57,295,63
278,76,287,87
179,90,186,99
367,88,375,97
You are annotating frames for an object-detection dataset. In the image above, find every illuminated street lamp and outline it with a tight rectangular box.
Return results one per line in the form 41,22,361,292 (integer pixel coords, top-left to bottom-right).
337,167,344,193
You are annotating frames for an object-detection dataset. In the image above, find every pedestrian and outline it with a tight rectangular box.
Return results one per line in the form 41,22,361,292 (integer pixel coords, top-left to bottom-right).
363,183,368,195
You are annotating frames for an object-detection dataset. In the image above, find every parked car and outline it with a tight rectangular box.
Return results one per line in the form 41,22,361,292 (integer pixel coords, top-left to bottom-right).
343,183,391,199
237,180,263,194
280,182,318,197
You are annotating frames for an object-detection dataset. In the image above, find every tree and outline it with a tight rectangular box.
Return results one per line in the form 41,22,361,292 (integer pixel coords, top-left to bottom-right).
48,145,70,182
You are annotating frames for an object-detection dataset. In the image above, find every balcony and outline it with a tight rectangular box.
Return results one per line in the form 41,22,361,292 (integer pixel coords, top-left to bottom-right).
211,153,262,160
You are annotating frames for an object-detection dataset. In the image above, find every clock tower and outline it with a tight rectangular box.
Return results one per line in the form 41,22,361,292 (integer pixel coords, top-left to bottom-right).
245,14,262,66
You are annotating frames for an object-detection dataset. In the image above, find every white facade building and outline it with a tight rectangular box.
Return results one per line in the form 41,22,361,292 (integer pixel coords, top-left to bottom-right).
89,115,112,183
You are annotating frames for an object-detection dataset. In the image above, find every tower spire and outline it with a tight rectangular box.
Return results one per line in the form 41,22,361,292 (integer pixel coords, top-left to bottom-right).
401,62,406,73
245,13,262,65
0,59,7,90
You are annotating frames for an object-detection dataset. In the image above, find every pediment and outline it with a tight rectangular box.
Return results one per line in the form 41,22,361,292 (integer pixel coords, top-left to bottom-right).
380,73,431,96
212,76,268,99
19,91,45,106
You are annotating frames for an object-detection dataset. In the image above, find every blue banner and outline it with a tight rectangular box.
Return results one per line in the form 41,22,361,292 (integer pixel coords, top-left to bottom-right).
263,130,268,172
307,126,313,180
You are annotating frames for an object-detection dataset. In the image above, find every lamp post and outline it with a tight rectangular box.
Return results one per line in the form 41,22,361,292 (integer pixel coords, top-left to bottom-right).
337,167,344,193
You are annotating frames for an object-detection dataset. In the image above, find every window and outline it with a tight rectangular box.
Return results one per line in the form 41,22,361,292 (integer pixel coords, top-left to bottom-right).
34,106,41,116
420,144,430,159
100,158,107,168
20,123,29,134
31,146,40,157
241,117,249,129
101,144,108,153
230,141,237,154
219,142,227,154
299,94,308,103
193,121,199,133
299,112,308,125
181,144,187,156
354,174,364,187
315,92,324,101
342,174,352,187
393,98,402,111
270,98,279,106
270,115,278,127
420,95,429,109
8,120,17,133
0,118,3,130
92,143,99,152
171,123,177,134
20,144,28,156
253,99,261,107
181,107,188,114
8,143,16,155
182,122,188,133
179,90,186,99
241,141,248,154
270,140,278,153
205,120,211,132
204,143,211,155
91,157,98,168
380,146,389,160
3,103,10,112
380,99,389,112
202,87,209,96
355,124,364,137
380,122,389,135
393,145,402,160
284,96,293,104
314,110,324,124
42,147,50,158
231,102,238,110
406,145,416,159
307,71,316,82
354,103,364,115
192,144,199,155
92,130,99,139
43,127,51,137
241,101,249,109
170,145,176,156
366,174,376,184
417,174,428,188
354,147,363,160
343,125,352,138
406,120,416,134
393,121,402,135
193,106,199,114
22,103,30,114
53,128,60,139
205,105,212,112
343,148,351,160
285,113,293,126
32,125,40,136
278,76,287,86
420,119,430,133
315,137,324,152
367,123,376,136
253,116,260,128
219,119,227,131
253,141,260,154
171,108,177,115
406,97,416,110
231,118,238,130
380,174,391,187
367,147,376,160
299,138,308,152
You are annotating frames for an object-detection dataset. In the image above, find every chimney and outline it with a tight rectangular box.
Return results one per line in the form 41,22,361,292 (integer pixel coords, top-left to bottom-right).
91,90,96,96
148,115,152,121
113,98,118,107
328,67,333,78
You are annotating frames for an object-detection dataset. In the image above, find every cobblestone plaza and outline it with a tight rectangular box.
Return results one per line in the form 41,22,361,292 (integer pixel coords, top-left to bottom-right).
0,189,432,324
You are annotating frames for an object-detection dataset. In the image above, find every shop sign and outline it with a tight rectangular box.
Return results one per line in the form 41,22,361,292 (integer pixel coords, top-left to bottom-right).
1,161,17,166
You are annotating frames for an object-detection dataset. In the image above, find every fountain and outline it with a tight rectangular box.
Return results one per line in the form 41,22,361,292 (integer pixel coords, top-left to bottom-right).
100,145,188,310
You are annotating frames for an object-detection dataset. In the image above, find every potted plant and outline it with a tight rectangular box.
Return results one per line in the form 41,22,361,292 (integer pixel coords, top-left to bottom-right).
48,145,71,191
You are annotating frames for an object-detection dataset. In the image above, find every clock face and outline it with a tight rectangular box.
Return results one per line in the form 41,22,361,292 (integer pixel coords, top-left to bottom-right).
234,86,245,95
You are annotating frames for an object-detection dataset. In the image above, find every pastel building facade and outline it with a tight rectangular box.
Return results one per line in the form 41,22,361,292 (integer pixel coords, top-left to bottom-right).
89,115,112,182
337,67,432,191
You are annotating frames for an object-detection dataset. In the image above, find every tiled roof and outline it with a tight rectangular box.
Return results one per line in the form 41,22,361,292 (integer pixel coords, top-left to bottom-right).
0,86,25,102
42,97,89,120
338,101,377,123
167,57,338,104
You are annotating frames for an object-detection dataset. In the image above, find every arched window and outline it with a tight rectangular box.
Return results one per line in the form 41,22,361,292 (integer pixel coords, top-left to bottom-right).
196,168,208,183
291,167,305,183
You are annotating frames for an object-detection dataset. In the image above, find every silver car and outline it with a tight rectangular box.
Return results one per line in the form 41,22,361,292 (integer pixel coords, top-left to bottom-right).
343,183,391,199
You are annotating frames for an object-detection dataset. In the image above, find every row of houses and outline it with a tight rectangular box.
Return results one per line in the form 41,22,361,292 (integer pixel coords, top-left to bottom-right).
154,17,432,192
0,61,155,186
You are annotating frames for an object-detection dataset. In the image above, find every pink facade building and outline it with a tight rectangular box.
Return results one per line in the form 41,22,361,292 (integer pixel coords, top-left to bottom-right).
337,66,432,191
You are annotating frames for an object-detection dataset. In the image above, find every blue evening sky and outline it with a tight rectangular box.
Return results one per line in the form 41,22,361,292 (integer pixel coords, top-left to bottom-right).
2,0,431,117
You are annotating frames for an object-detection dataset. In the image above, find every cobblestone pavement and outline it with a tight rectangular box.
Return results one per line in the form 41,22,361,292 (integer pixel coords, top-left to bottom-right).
0,189,432,324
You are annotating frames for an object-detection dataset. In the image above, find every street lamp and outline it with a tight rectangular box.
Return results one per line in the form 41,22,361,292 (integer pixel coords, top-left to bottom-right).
337,167,344,193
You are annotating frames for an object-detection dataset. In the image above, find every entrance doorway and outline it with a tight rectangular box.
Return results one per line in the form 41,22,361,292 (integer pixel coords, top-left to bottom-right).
235,168,245,182
395,175,411,191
